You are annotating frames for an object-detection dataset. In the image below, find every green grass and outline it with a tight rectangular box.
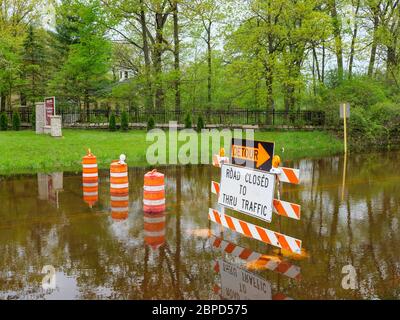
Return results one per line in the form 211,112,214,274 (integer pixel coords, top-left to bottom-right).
0,129,343,175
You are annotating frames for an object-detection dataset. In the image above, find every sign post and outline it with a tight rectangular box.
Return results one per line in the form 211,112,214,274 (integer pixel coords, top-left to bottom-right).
340,103,350,154
44,97,56,126
218,164,275,222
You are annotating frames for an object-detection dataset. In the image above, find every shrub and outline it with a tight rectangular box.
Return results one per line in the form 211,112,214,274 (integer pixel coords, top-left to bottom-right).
109,112,116,131
0,112,8,131
12,111,21,131
184,113,192,129
197,115,204,132
120,110,129,131
147,116,155,131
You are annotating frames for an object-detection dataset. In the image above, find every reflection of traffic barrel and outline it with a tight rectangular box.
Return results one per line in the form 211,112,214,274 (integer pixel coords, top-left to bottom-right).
82,149,99,208
83,181,98,208
143,169,165,213
110,155,129,220
144,211,166,250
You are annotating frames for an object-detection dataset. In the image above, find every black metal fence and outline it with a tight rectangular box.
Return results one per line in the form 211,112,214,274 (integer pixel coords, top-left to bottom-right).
4,108,326,127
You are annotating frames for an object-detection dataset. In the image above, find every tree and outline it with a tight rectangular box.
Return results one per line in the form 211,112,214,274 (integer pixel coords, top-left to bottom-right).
51,0,112,119
21,25,46,107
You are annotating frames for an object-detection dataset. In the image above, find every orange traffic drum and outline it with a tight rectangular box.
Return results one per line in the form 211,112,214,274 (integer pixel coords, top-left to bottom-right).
143,169,165,213
82,149,98,183
110,155,128,194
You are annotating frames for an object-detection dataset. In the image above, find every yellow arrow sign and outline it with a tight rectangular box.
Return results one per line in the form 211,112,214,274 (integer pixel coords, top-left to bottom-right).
232,143,271,168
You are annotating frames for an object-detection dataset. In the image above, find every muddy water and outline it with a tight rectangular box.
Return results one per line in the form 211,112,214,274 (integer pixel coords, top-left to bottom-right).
0,152,399,300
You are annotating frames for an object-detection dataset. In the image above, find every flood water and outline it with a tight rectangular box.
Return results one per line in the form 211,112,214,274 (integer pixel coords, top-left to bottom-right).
0,151,399,300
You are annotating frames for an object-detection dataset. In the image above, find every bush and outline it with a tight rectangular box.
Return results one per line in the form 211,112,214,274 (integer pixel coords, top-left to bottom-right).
147,116,155,131
31,108,36,130
12,111,21,131
109,112,116,131
197,115,204,132
0,112,8,131
120,110,129,131
184,113,192,129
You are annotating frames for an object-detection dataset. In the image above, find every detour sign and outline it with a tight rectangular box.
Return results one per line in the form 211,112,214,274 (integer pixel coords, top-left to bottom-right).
231,139,274,172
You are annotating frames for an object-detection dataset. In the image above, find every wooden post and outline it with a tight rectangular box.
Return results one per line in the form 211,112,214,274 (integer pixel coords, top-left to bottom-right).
343,103,348,154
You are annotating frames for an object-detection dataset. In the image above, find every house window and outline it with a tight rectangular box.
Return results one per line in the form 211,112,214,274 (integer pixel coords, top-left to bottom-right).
124,71,129,79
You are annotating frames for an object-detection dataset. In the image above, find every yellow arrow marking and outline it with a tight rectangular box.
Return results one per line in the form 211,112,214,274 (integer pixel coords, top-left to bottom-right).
232,143,270,168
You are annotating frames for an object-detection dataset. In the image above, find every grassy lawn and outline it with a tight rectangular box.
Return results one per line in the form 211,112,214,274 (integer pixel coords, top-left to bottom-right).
0,129,343,175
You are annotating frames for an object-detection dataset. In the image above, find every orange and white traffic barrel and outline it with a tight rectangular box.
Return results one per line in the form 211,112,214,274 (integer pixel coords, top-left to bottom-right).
143,169,165,213
110,154,129,220
144,211,166,250
82,149,98,183
110,154,129,194
82,149,99,207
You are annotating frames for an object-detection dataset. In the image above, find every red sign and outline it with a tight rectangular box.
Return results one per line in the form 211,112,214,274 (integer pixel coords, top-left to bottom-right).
44,97,55,126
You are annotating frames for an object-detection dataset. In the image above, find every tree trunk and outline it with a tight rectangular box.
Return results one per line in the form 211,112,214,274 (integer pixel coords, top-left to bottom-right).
154,11,167,112
85,91,90,122
368,11,379,77
1,92,6,112
348,0,360,79
331,0,344,82
265,63,274,114
322,41,326,83
173,1,181,116
140,1,153,112
206,25,212,112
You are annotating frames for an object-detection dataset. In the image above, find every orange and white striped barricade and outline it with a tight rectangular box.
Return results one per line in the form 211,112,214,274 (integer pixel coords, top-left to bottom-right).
110,155,129,220
144,211,166,250
209,235,301,280
208,208,302,254
212,155,229,168
274,167,300,185
143,169,165,213
211,181,301,220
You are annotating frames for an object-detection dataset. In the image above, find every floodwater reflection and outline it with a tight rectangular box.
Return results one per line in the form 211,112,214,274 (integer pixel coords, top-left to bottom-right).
0,151,399,299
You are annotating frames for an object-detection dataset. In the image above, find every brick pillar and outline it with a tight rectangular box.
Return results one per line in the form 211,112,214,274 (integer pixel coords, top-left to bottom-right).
35,102,45,134
50,115,62,137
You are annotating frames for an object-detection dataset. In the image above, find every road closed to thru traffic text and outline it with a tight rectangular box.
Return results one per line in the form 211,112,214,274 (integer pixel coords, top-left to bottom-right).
218,164,275,222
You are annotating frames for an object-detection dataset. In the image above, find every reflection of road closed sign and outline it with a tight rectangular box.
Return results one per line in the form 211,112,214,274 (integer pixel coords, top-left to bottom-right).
217,259,271,300
231,139,274,172
218,164,275,222
44,97,55,126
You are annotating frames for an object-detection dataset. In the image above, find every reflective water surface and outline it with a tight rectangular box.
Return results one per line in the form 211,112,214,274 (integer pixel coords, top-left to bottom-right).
0,151,400,299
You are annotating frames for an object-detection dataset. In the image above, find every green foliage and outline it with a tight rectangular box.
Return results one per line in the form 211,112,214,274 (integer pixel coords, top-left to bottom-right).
197,115,205,132
109,112,116,131
184,113,192,129
120,110,129,131
147,116,155,131
12,111,21,131
0,112,8,131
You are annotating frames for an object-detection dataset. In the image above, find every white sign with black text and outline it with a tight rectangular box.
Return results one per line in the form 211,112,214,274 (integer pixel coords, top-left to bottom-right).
218,259,272,300
218,164,275,223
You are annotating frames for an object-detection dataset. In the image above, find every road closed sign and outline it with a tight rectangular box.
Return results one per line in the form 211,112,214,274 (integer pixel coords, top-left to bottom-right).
217,259,271,300
218,164,275,222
